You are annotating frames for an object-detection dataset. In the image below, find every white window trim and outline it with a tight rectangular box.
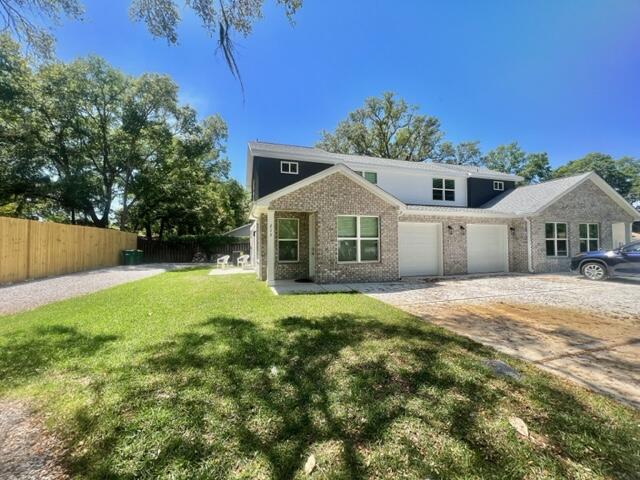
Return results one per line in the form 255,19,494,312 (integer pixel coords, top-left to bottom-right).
337,215,380,264
433,178,456,202
277,217,299,263
493,181,505,191
280,161,299,175
545,222,568,257
579,223,600,252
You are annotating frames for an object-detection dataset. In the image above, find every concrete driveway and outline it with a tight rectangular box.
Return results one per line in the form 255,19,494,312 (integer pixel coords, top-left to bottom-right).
353,274,640,408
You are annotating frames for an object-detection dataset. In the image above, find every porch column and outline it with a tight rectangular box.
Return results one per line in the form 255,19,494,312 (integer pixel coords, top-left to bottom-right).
626,223,633,244
266,210,276,285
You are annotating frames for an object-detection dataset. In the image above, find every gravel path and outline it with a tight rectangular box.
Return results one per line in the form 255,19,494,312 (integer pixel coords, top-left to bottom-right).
0,400,68,480
0,264,192,316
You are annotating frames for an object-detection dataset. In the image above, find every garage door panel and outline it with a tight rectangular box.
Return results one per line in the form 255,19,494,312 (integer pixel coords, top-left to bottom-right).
467,224,508,274
399,223,441,276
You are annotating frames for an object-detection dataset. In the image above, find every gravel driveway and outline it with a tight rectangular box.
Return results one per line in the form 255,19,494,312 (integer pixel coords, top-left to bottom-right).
353,273,640,408
0,264,189,316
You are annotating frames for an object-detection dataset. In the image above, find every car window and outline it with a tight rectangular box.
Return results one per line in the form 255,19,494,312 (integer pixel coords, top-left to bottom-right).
623,243,640,253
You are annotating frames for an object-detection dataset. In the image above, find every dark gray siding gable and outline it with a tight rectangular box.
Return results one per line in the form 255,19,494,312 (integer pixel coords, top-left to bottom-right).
467,178,516,207
252,156,333,200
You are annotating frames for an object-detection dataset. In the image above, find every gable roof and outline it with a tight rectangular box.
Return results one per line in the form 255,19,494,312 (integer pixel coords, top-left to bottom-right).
247,141,523,188
482,172,640,218
251,164,406,212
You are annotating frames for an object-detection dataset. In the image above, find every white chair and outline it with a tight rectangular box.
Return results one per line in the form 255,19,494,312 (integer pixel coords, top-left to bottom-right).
237,254,250,268
216,255,230,268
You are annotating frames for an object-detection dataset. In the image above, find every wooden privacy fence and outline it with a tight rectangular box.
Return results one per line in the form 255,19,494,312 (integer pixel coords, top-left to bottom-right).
137,237,250,263
0,217,137,284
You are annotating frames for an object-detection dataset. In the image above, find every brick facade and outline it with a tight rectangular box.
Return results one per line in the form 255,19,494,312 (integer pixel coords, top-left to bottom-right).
530,179,636,273
269,172,400,283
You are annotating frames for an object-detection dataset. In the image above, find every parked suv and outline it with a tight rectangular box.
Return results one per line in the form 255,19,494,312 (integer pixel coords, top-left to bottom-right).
571,241,640,280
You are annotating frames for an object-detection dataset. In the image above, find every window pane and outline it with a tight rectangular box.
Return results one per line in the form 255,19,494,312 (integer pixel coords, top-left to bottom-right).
546,240,556,256
433,190,443,201
360,240,379,261
557,240,568,256
337,216,357,237
360,217,379,238
579,224,587,238
589,224,598,238
444,190,455,201
364,172,377,184
338,239,357,262
580,240,588,253
545,223,554,238
556,223,567,238
444,179,455,190
278,219,298,239
433,178,443,188
589,240,599,251
278,241,298,261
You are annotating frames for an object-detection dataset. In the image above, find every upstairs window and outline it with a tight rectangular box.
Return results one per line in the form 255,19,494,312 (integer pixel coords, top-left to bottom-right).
579,223,599,252
433,178,455,201
280,161,299,175
545,222,568,257
493,181,505,191
355,171,378,184
277,218,299,262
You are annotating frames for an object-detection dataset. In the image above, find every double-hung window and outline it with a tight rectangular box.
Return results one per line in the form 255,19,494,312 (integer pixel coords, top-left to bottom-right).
280,161,298,174
545,222,568,257
354,171,378,184
337,216,379,263
433,178,455,201
277,218,299,262
579,223,599,252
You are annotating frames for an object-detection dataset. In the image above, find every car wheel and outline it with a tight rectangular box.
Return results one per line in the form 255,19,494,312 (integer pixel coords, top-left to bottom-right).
582,262,607,281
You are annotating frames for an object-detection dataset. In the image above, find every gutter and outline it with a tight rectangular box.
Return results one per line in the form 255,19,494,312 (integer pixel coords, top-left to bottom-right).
525,217,534,273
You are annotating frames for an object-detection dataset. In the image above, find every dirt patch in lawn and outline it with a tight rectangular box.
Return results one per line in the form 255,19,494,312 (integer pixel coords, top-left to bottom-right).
0,399,68,480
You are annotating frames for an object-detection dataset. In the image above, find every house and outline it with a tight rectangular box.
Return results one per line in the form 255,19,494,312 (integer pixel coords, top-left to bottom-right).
247,141,640,285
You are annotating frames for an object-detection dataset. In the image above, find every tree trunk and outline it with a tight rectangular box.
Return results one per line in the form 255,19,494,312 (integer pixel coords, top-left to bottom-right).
145,223,152,240
159,218,165,241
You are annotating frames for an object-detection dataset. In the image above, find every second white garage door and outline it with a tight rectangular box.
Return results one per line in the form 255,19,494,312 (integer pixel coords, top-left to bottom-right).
398,222,442,276
467,224,509,274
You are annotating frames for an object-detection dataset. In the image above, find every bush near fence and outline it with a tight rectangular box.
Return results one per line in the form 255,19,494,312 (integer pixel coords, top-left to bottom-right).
137,235,250,263
0,216,137,284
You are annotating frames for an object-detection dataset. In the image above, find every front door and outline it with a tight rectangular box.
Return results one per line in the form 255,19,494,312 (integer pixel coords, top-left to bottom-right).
308,213,316,280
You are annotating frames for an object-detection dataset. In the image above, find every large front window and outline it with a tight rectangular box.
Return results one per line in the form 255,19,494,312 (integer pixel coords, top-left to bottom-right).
545,222,568,257
579,223,599,252
433,178,455,201
337,216,379,262
277,218,299,262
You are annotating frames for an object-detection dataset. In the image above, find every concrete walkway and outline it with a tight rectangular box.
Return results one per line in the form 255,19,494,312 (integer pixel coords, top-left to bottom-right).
0,264,194,316
353,274,640,409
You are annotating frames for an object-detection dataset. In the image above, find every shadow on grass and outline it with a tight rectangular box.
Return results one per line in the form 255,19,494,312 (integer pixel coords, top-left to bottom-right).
60,313,640,479
0,325,118,390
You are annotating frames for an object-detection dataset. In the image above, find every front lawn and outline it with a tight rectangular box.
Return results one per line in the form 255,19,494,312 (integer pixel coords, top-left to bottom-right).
1,269,638,479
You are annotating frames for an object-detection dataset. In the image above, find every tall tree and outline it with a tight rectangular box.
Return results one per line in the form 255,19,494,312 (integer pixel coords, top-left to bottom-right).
317,92,443,161
481,142,551,184
434,140,482,166
518,152,552,184
553,153,639,202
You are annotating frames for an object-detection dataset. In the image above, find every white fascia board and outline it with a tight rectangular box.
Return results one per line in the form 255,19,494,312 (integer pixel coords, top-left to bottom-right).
467,172,524,182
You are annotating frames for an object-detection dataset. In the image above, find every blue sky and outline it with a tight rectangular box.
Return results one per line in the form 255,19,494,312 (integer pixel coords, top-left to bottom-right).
54,0,640,185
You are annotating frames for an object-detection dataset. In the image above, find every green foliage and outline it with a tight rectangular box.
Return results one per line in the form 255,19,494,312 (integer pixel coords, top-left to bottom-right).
0,37,248,234
434,140,482,166
317,92,443,161
481,142,552,184
553,153,639,200
1,272,639,478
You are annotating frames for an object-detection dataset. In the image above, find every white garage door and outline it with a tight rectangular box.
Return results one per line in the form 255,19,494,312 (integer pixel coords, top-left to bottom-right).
467,224,509,274
398,222,442,276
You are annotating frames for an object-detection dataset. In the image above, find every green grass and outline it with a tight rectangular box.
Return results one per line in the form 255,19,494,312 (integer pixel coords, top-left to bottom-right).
1,269,638,479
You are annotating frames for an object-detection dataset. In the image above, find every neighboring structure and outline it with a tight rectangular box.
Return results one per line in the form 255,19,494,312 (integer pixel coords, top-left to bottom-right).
223,223,252,237
248,141,640,285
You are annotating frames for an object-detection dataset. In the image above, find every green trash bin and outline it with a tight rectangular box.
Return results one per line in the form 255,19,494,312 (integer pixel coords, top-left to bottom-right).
121,250,137,265
135,249,144,264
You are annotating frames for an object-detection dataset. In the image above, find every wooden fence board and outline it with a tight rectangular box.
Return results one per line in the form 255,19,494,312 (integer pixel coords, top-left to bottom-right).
0,217,137,284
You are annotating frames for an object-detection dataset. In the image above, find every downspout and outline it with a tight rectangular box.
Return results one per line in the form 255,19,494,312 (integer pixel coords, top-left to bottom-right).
525,217,534,273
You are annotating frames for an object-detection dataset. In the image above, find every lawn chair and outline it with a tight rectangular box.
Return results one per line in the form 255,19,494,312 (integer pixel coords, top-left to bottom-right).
216,255,230,269
237,254,250,269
